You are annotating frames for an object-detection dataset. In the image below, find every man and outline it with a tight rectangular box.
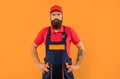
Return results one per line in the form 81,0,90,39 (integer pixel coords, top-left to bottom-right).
30,5,84,79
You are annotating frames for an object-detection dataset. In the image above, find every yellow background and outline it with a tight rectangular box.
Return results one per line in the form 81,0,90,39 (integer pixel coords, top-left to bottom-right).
0,0,120,79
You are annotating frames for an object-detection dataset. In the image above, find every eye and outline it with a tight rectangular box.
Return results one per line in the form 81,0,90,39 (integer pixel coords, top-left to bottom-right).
57,14,60,16
52,14,56,16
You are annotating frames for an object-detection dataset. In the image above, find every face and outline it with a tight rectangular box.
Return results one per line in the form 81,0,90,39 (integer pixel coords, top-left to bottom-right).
50,11,63,30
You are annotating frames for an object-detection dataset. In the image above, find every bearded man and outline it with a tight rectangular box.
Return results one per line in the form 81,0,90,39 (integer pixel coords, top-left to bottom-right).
30,5,84,79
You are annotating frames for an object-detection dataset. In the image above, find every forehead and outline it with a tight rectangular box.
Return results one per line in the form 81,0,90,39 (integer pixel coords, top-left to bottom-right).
51,11,62,14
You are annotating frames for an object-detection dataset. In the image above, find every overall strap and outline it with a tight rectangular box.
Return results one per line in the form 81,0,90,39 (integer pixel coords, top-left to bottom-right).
48,26,51,39
62,26,67,41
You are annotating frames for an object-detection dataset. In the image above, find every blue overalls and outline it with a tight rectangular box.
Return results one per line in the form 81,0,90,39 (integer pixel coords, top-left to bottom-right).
42,26,74,79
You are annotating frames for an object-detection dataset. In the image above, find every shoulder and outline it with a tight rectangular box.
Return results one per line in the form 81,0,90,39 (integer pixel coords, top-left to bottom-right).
64,26,75,33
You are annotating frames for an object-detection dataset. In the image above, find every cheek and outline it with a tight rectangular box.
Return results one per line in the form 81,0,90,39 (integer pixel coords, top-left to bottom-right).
51,16,56,20
59,17,62,20
59,15,63,20
50,17,54,21
58,17,62,21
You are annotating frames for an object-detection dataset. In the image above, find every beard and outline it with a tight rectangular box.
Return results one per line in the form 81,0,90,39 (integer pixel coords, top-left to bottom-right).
51,19,62,30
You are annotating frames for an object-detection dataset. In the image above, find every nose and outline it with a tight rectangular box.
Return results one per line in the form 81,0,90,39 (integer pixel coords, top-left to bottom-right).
54,16,59,19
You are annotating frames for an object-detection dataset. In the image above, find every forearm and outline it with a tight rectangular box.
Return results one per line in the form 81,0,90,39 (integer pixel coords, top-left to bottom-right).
76,49,84,66
30,45,41,66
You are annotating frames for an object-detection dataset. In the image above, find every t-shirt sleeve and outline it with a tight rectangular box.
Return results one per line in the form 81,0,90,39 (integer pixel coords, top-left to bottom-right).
33,29,45,46
70,27,80,45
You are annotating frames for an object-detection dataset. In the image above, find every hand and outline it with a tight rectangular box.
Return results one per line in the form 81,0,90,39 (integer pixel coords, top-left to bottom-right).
36,63,49,73
67,64,80,73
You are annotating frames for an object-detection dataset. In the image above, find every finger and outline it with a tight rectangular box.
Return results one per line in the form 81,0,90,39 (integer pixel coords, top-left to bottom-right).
44,67,49,72
67,69,72,73
67,67,73,73
66,65,72,68
45,64,49,68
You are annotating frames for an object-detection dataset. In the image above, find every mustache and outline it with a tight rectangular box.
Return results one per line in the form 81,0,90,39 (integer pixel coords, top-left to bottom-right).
52,19,61,22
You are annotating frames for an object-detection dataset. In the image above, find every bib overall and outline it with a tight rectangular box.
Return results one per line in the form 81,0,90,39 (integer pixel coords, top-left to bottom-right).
42,26,74,79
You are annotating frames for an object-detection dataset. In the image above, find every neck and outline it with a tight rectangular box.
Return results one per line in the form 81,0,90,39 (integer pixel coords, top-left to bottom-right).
54,29,59,32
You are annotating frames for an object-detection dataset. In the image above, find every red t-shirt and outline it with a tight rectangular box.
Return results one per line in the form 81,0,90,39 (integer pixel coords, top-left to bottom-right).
34,25,80,57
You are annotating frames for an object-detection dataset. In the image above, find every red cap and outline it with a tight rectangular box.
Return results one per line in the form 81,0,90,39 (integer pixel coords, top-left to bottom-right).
50,5,63,13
